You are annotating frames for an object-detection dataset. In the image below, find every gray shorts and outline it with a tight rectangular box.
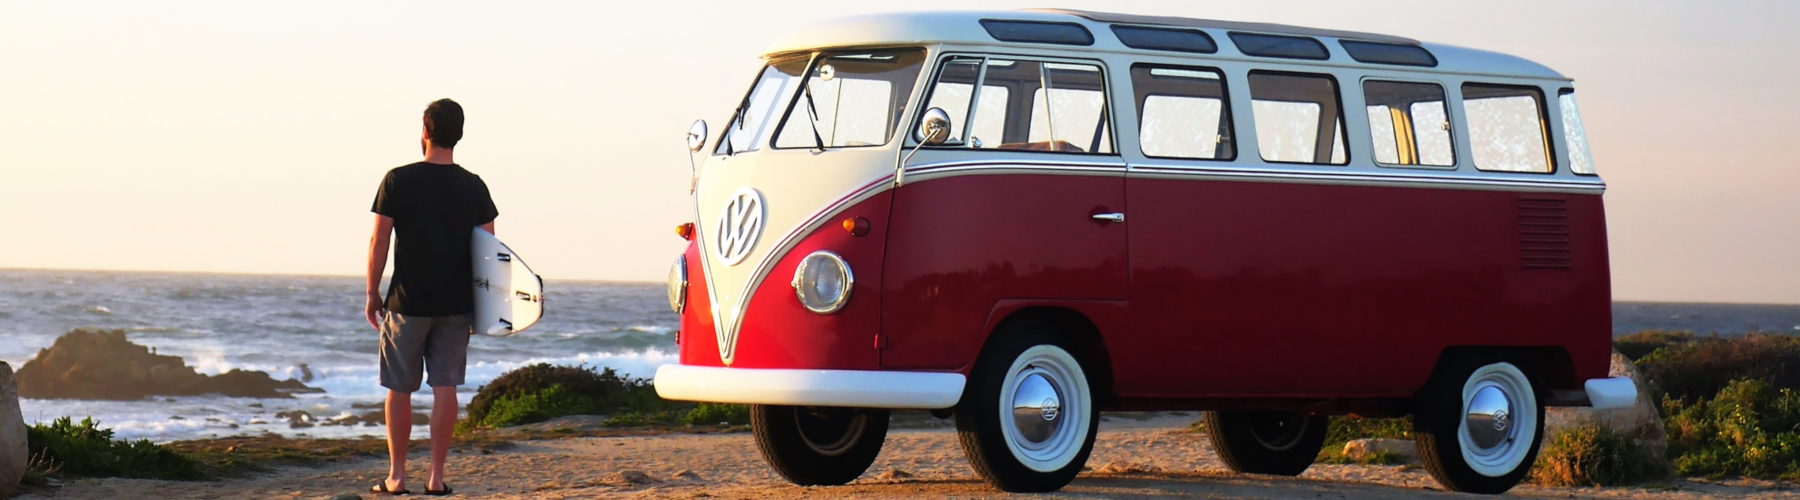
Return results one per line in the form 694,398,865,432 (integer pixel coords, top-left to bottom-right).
379,313,472,392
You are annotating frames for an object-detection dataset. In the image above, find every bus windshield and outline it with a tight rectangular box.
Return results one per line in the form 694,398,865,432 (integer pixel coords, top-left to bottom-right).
718,48,927,154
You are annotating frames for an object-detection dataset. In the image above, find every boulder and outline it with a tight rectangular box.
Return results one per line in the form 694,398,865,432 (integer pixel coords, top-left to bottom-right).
14,329,319,400
2,362,27,497
1342,438,1419,463
1545,349,1667,462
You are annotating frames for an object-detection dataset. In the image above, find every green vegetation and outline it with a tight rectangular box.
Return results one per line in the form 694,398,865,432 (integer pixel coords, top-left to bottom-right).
26,416,205,480
462,363,748,430
1661,379,1800,479
1632,332,1800,480
1530,422,1670,486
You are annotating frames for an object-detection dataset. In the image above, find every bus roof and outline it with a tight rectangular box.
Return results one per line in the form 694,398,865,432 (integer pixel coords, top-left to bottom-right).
764,9,1566,81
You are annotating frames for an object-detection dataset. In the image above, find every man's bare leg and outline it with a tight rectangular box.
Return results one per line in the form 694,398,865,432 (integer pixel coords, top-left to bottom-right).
427,385,458,491
384,389,413,492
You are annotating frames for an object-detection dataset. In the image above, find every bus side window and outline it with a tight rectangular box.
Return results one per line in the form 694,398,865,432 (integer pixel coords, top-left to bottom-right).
1363,80,1454,167
1248,71,1348,165
1560,90,1597,175
1463,83,1553,173
1132,64,1235,160
923,57,1008,147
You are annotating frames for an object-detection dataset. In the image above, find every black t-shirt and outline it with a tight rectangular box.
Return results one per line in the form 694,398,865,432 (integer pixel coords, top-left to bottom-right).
371,162,499,316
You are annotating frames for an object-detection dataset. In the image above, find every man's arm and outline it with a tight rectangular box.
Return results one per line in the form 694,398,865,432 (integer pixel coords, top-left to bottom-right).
364,214,395,330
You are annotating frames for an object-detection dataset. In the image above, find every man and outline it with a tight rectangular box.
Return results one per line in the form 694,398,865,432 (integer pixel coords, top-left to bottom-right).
363,98,496,496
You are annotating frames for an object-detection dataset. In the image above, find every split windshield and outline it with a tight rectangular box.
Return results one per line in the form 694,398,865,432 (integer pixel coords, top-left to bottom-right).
718,48,927,154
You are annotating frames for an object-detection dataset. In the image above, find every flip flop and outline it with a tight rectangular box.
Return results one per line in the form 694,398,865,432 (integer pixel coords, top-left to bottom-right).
424,483,453,496
371,481,411,496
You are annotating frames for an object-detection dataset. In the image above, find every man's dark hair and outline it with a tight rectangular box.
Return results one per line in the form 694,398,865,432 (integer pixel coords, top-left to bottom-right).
423,98,464,149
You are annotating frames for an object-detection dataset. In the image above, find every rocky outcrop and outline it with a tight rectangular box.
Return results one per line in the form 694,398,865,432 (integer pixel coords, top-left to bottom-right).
2,362,27,497
14,329,320,400
1545,349,1668,462
1341,438,1419,463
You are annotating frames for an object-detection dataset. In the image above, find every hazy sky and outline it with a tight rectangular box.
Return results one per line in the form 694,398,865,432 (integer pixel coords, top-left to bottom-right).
2,1,1796,303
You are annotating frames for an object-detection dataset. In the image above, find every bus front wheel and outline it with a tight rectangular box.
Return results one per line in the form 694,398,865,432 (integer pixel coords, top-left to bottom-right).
955,323,1099,492
750,404,889,486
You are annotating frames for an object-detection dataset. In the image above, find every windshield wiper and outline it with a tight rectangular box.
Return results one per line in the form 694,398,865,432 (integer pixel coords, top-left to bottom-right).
801,83,826,151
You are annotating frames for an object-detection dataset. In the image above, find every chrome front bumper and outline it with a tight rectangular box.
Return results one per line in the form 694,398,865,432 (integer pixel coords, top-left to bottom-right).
653,364,966,409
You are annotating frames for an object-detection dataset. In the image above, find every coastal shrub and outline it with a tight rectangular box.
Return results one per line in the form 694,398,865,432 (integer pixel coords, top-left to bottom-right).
1661,378,1800,479
465,364,673,429
26,416,205,480
1324,416,1410,446
1614,330,1698,360
1530,422,1670,486
681,403,750,426
1636,333,1800,402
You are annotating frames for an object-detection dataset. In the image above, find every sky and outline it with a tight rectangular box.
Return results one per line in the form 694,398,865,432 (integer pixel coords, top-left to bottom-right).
1,0,1796,304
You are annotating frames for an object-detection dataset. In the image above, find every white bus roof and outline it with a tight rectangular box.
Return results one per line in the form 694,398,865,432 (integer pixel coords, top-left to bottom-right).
765,9,1566,81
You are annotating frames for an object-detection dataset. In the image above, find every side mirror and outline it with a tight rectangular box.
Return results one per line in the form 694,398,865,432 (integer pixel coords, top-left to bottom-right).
686,120,709,152
684,120,708,194
915,107,951,145
899,108,952,187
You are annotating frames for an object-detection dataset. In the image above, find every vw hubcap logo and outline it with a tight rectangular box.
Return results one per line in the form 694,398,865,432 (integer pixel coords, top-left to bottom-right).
1491,410,1509,432
1041,398,1060,421
714,188,765,266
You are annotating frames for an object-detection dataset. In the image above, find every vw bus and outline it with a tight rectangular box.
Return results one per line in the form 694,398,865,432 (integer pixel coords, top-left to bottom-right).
654,9,1634,494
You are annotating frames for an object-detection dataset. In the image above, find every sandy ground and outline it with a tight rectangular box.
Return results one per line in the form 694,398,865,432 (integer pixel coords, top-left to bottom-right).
17,413,1794,499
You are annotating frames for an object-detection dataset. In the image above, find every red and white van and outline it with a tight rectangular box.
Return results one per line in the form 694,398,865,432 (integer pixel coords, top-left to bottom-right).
654,9,1633,494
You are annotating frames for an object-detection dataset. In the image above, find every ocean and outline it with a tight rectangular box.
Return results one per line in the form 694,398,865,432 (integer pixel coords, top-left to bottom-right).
3,268,1798,443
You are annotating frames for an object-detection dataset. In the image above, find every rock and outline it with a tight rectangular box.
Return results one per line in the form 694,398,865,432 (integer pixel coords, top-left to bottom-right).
673,469,703,481
609,469,656,485
1342,438,1419,463
872,468,914,481
1545,349,1667,462
326,494,362,500
2,362,27,497
13,329,320,400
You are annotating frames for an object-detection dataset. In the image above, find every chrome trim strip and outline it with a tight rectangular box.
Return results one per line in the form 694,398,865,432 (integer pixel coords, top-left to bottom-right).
1131,164,1607,193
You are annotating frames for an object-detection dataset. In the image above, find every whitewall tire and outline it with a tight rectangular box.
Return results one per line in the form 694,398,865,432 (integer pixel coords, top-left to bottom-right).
1414,358,1544,494
956,322,1098,492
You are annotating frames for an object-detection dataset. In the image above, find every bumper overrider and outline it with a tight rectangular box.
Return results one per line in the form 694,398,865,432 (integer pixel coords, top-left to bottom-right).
654,364,967,409
1584,376,1637,409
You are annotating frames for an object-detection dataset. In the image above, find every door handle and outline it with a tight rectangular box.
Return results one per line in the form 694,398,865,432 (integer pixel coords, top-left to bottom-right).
1091,212,1125,223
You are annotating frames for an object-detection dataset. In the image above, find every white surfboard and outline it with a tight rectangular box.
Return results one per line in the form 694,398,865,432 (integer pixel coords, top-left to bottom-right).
472,228,544,336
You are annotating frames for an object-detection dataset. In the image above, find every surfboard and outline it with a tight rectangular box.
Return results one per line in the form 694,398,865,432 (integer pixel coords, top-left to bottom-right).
472,228,544,336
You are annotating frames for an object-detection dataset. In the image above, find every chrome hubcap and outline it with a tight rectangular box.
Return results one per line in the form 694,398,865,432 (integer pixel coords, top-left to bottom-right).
1010,372,1064,443
1464,385,1513,450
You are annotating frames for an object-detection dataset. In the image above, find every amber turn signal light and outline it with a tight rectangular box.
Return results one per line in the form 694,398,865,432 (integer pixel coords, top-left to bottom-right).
842,217,870,237
675,222,695,241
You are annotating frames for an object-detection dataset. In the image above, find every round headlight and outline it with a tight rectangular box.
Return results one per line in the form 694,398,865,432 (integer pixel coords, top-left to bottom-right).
792,251,852,314
667,255,688,314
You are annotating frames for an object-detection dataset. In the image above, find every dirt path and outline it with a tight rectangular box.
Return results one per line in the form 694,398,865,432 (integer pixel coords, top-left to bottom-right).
20,415,1791,499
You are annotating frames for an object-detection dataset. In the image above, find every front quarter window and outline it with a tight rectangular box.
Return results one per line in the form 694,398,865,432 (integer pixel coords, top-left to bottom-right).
717,57,809,155
774,49,928,149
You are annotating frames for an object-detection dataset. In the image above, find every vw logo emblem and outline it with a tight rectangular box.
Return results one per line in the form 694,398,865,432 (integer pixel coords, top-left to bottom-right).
714,188,765,266
1491,410,1509,432
1040,397,1060,421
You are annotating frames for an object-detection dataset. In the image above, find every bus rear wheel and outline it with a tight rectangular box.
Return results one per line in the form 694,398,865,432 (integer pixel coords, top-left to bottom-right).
955,323,1098,493
1202,410,1328,475
1412,358,1544,494
750,404,889,486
